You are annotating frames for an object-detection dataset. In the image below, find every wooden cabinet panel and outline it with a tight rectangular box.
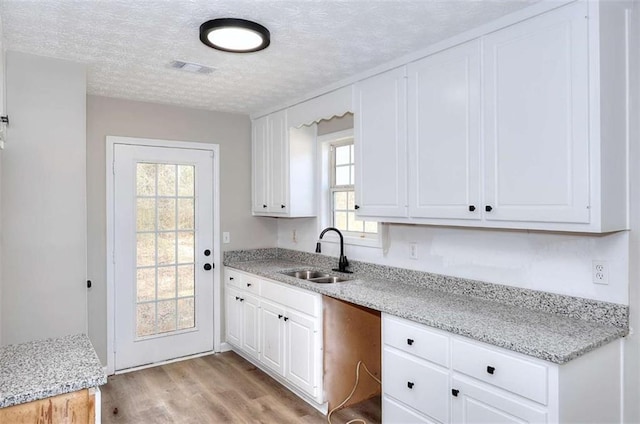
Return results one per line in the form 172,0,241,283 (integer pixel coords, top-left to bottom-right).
0,389,95,424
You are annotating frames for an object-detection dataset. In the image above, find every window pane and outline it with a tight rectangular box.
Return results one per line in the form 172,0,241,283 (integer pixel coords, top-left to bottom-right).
335,211,348,231
157,300,177,333
136,198,156,231
178,231,195,263
136,303,155,337
336,166,350,185
158,266,176,300
347,191,355,210
136,233,155,267
178,165,194,196
136,268,156,302
158,164,176,196
157,232,176,265
364,221,379,234
348,212,364,232
136,163,156,196
334,191,347,210
178,298,195,330
335,145,351,165
350,165,355,185
177,265,195,296
158,199,176,231
350,144,355,160
178,199,194,230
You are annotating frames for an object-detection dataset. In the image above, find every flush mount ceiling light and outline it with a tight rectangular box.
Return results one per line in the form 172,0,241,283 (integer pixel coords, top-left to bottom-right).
200,18,270,53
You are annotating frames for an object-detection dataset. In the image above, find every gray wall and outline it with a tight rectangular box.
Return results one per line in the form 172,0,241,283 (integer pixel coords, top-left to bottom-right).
86,95,277,364
317,113,353,136
2,51,87,345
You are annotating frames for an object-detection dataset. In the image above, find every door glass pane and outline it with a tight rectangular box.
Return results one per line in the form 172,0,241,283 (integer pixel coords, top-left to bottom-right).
135,162,196,338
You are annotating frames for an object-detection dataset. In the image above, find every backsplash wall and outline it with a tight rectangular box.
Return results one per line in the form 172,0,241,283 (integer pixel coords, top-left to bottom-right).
276,218,629,305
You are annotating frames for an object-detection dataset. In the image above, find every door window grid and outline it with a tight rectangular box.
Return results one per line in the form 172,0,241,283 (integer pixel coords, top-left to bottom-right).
330,142,378,237
135,163,196,338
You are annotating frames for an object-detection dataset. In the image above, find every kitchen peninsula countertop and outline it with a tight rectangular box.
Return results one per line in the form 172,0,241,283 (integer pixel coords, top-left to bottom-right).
0,334,107,408
226,257,627,365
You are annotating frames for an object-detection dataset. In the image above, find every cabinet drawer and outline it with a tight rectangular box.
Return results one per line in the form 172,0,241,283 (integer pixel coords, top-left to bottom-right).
225,269,244,289
383,347,449,423
383,397,436,424
243,275,260,295
383,314,449,367
261,279,319,316
451,338,548,404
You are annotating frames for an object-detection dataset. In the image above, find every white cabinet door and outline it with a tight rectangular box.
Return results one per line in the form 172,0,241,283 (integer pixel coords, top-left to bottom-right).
225,286,243,348
268,110,288,214
383,397,436,424
354,67,408,218
242,294,260,360
408,40,481,220
252,115,269,214
285,310,319,397
451,377,547,423
483,2,589,224
260,300,286,376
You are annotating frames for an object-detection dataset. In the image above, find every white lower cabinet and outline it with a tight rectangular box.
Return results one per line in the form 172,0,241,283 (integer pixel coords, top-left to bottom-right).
382,314,622,424
451,377,547,423
225,268,324,405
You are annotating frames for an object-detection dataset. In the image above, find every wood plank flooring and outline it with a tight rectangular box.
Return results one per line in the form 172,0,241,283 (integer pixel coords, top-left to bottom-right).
101,351,381,424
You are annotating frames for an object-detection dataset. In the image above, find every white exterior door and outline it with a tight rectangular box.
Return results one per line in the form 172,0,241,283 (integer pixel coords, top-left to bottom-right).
114,143,215,371
408,39,482,220
482,1,589,223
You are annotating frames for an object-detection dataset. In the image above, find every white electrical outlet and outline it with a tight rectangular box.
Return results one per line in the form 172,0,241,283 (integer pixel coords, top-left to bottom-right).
223,232,231,244
409,243,418,260
592,260,608,285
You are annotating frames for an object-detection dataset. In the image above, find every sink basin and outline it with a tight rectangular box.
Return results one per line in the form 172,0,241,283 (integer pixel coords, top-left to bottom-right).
308,276,348,284
282,270,330,280
280,270,348,284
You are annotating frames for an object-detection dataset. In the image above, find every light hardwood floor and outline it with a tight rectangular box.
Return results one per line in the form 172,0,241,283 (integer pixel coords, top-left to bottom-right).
101,351,381,423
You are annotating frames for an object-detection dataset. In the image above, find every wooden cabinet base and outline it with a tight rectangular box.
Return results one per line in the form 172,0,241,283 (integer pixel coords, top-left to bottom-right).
0,389,95,424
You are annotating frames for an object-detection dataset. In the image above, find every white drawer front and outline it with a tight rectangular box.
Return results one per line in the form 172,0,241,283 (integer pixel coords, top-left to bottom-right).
383,396,436,424
383,314,449,366
261,279,319,317
243,275,260,295
225,268,244,289
383,347,450,423
451,338,548,404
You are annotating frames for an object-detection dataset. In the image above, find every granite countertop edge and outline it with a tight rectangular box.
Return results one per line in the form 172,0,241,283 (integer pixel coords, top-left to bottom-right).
225,259,628,365
0,334,108,409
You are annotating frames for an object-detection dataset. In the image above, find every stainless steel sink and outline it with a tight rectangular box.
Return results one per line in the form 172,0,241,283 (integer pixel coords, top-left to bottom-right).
307,276,348,284
281,270,330,280
281,270,348,284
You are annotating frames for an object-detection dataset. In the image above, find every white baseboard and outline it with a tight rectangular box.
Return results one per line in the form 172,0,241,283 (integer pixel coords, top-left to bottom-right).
219,342,233,352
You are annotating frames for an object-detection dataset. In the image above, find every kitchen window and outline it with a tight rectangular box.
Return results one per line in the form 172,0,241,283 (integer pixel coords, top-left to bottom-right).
318,128,379,248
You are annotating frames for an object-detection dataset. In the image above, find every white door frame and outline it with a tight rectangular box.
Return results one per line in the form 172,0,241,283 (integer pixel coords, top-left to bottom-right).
106,136,221,375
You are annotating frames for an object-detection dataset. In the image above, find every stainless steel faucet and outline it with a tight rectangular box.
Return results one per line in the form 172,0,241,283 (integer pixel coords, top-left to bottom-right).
315,227,352,273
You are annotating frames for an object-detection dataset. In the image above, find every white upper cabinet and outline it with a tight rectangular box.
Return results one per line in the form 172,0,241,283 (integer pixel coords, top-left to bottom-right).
354,66,408,218
407,39,482,220
252,110,317,217
482,2,590,224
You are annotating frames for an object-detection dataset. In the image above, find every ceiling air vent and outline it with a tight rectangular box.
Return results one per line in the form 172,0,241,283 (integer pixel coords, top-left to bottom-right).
169,60,216,74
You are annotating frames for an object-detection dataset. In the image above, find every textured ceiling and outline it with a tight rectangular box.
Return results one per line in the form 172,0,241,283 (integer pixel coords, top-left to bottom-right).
0,0,540,115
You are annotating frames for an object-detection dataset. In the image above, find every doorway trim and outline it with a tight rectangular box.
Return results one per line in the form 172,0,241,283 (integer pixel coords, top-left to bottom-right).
106,136,221,375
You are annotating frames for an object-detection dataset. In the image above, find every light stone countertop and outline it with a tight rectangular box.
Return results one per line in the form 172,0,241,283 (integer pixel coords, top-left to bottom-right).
0,334,107,408
226,259,627,364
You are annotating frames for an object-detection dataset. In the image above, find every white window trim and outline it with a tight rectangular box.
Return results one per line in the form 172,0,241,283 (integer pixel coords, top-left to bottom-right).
317,129,381,249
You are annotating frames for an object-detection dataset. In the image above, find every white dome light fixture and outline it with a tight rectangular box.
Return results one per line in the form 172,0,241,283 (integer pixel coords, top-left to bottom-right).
200,18,270,53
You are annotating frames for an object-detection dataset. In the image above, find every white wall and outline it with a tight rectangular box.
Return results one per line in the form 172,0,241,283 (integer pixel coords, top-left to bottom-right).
1,51,87,345
624,1,640,421
278,219,629,304
86,95,278,364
